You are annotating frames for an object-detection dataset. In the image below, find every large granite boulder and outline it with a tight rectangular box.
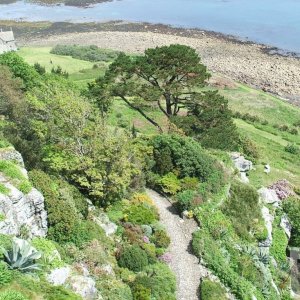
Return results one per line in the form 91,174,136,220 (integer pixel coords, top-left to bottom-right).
47,266,98,300
0,149,47,238
258,187,280,205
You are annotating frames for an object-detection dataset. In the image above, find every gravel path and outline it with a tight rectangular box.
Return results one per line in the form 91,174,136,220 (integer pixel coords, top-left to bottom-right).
146,189,208,300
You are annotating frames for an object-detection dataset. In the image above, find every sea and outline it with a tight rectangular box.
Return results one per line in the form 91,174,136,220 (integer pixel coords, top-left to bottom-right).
0,0,300,53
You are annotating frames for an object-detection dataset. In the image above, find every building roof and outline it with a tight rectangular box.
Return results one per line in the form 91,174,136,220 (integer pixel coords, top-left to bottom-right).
0,31,15,43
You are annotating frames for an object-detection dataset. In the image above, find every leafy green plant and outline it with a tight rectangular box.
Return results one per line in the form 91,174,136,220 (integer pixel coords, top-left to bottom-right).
152,230,171,249
133,263,176,300
159,172,181,195
118,245,149,272
284,143,299,154
31,238,64,269
270,227,288,263
2,238,41,272
282,197,300,246
18,181,32,194
200,279,227,300
125,204,158,225
0,261,12,287
176,189,198,212
0,290,28,300
0,183,9,195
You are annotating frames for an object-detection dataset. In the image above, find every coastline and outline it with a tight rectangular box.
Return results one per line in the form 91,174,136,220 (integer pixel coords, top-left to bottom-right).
1,20,300,105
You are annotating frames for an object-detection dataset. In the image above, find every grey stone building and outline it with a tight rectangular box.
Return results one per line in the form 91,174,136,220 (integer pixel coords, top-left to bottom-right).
0,29,17,54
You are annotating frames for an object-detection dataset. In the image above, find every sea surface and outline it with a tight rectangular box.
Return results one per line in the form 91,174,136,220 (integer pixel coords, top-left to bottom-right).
1,0,300,53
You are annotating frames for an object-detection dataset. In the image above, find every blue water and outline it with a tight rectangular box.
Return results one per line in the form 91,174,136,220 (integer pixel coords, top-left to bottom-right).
1,0,300,53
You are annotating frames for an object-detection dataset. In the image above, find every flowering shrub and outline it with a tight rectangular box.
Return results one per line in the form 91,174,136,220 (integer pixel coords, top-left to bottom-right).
142,236,150,244
158,252,172,264
269,180,293,200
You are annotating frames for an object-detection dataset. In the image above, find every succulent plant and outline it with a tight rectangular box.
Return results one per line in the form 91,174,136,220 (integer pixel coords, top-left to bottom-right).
1,238,41,272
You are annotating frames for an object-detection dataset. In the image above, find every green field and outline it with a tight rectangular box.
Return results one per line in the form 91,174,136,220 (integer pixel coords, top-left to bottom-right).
18,47,108,85
18,46,300,187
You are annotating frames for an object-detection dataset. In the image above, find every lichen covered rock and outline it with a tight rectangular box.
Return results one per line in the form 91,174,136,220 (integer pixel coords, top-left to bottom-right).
0,148,47,238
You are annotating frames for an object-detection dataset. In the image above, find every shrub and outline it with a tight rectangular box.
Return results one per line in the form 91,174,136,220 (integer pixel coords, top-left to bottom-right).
118,245,149,272
133,263,176,300
29,170,82,243
200,279,227,300
197,208,233,240
126,204,158,225
0,52,40,90
152,230,171,248
180,177,199,190
283,197,300,247
159,172,181,195
150,134,224,192
176,189,199,212
239,136,260,162
69,220,106,248
192,230,263,300
50,45,120,62
31,237,64,269
131,193,154,206
132,284,151,300
270,227,288,263
0,291,28,300
222,182,262,240
289,128,298,135
284,143,299,154
0,261,12,287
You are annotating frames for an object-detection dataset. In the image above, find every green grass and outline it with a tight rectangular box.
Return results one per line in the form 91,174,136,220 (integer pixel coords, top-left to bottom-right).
0,161,32,194
0,183,9,196
18,47,109,86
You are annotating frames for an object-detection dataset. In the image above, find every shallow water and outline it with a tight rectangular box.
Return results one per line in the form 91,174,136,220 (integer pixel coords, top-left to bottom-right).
1,0,300,53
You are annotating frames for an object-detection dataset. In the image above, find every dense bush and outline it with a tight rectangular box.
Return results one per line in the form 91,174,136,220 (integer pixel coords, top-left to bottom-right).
284,143,299,154
0,52,40,90
0,290,28,300
192,230,264,300
158,172,181,195
200,279,227,300
150,134,224,192
133,263,176,300
222,182,262,240
29,170,82,243
176,189,200,212
125,203,158,225
152,230,171,249
0,261,12,287
50,45,120,62
118,245,149,272
283,197,300,247
270,227,288,263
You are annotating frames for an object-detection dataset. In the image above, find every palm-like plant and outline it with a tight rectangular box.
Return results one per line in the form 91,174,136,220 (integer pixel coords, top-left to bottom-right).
2,238,41,272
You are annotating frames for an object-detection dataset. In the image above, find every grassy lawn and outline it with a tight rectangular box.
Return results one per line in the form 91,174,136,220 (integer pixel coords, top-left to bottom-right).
18,46,109,86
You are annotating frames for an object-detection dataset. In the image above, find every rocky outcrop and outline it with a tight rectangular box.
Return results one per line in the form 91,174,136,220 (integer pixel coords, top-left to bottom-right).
231,152,253,183
0,148,47,238
258,187,280,206
47,266,98,300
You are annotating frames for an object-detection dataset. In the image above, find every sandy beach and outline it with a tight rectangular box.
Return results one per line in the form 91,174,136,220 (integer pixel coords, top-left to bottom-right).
16,22,300,105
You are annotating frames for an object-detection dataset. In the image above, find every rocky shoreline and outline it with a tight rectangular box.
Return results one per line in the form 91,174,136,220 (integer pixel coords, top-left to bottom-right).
11,21,300,105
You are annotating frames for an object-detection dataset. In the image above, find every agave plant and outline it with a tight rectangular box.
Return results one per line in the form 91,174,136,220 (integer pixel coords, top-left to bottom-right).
1,238,41,272
256,248,270,265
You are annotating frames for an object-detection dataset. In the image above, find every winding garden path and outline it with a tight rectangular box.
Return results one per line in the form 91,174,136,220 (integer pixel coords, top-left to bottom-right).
147,189,208,300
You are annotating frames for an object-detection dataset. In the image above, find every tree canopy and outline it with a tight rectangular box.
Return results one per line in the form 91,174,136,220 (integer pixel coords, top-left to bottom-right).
89,44,210,132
